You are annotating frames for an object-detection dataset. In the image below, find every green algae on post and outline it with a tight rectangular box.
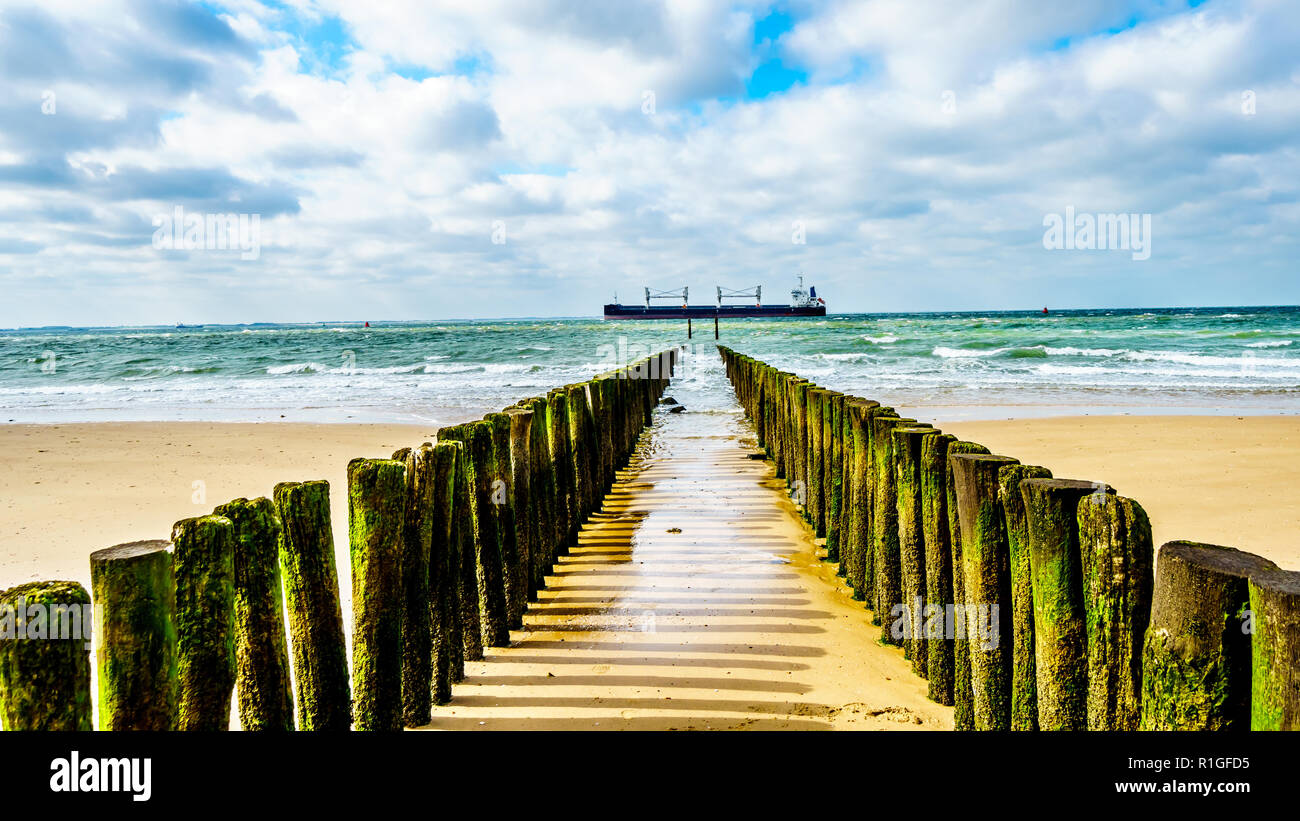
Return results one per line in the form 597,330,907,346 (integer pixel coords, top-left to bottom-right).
172,514,237,731
1140,541,1276,731
1077,492,1152,731
945,441,989,731
1248,567,1300,730
1020,477,1111,731
949,453,1018,730
920,432,956,706
870,415,914,641
347,457,407,731
996,463,1051,731
90,540,177,730
0,580,93,731
893,426,934,675
273,480,351,730
435,428,484,663
429,442,460,701
395,445,436,727
213,496,294,731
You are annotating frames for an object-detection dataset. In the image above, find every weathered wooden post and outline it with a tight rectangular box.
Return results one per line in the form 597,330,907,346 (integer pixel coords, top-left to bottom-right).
849,403,888,603
825,393,847,562
997,463,1052,731
348,457,406,731
921,432,957,706
0,580,93,730
807,388,827,533
945,441,989,730
950,454,1018,730
566,384,595,522
273,481,351,730
465,422,509,646
429,441,460,701
546,390,577,549
485,412,525,629
871,414,916,641
1020,477,1110,731
894,426,934,675
1077,492,1153,731
507,407,536,607
89,540,177,730
394,445,435,727
447,435,484,662
213,496,294,731
1248,567,1300,730
1140,541,1277,730
172,514,237,731
525,396,555,596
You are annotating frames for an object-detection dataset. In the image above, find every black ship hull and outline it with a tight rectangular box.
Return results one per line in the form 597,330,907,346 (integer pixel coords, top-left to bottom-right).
603,304,826,319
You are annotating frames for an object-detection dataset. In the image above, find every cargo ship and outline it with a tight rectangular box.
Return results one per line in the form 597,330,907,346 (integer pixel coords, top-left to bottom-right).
603,277,826,319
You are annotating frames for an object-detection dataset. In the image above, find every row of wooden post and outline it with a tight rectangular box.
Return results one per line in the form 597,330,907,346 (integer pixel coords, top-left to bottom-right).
0,349,677,731
718,345,1299,731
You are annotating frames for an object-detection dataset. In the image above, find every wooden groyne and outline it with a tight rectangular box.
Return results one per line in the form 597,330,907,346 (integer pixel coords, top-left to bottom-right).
718,345,1300,731
0,350,676,731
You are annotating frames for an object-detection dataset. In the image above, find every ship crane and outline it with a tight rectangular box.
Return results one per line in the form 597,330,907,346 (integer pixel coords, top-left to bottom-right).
716,285,762,308
645,286,689,309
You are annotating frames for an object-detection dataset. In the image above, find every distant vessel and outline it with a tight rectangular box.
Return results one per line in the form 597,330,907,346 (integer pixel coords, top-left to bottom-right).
603,276,826,319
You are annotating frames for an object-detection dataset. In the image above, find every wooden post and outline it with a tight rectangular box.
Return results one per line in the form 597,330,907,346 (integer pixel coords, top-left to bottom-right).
921,432,957,706
214,496,294,731
996,463,1052,731
807,388,826,534
429,442,460,702
394,445,435,727
485,412,525,630
347,457,406,731
871,414,917,641
687,317,692,338
894,426,934,676
1249,567,1300,730
0,581,93,730
714,314,719,339
89,541,176,730
949,454,1018,730
945,441,988,730
825,393,847,563
524,397,555,597
1077,492,1153,731
1020,477,1111,731
464,422,509,647
172,514,237,731
1140,541,1277,730
273,481,351,730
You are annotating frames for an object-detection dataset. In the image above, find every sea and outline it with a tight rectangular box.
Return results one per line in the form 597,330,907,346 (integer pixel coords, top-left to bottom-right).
3,306,1299,425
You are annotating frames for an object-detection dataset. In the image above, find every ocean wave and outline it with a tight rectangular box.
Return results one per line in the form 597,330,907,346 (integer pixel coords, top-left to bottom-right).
1246,340,1294,348
861,335,899,344
932,346,1007,358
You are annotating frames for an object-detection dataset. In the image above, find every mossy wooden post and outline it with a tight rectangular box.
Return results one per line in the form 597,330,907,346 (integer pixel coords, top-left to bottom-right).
945,441,989,730
273,481,351,730
1140,541,1277,730
172,514,237,731
506,407,535,612
89,541,176,730
465,422,509,647
850,403,888,603
546,391,577,550
921,432,956,706
806,388,826,533
394,445,435,727
0,581,93,730
429,442,459,702
484,413,524,630
214,496,293,731
949,454,1017,730
1020,477,1111,731
566,384,595,522
1248,568,1300,730
446,437,483,663
522,398,552,596
871,415,914,641
791,380,811,516
894,426,933,675
1077,492,1153,731
997,463,1052,731
347,457,406,731
825,393,846,562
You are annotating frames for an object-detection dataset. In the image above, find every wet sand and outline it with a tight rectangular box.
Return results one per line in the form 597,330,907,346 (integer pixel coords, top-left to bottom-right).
421,407,949,730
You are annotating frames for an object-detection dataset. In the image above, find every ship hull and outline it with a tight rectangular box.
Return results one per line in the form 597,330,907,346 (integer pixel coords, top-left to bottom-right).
603,304,826,319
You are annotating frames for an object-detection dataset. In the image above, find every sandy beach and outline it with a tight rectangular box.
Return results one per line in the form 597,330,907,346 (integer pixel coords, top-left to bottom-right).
3,414,1297,594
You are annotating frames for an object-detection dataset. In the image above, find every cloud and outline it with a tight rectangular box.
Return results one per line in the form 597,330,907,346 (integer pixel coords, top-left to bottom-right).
1,0,1299,327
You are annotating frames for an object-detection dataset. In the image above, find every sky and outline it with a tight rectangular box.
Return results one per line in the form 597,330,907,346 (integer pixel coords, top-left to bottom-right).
0,0,1298,326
